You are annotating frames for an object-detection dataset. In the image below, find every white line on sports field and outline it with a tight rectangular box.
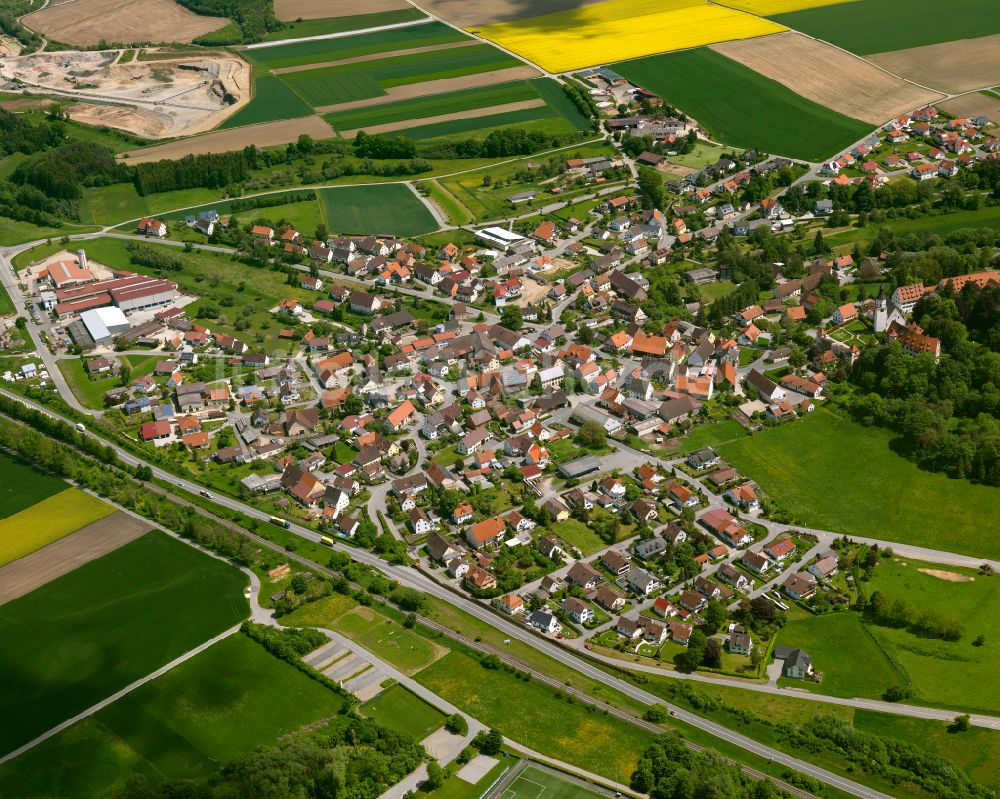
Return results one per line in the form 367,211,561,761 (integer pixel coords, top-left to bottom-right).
244,17,433,50
0,624,241,766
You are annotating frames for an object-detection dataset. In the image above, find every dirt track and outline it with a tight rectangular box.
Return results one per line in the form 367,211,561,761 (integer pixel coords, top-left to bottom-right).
338,98,546,137
23,0,229,46
314,65,541,114
274,0,409,22
940,93,1000,121
711,32,944,125
272,39,477,75
120,115,335,163
869,34,1000,94
0,511,152,606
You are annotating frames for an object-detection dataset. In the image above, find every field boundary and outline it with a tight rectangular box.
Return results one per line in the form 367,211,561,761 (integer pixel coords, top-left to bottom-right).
337,98,546,137
271,38,478,74
245,16,434,49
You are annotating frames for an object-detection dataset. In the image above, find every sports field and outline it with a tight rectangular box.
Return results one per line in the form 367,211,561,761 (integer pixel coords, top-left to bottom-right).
0,531,248,754
496,766,609,799
332,605,447,675
0,488,114,566
474,0,786,73
717,408,1000,559
770,0,1000,54
359,683,445,740
219,75,314,129
613,48,871,161
0,633,347,797
318,184,438,237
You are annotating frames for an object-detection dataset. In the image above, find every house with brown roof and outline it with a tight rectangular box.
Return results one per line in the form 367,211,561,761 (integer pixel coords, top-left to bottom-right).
466,516,506,549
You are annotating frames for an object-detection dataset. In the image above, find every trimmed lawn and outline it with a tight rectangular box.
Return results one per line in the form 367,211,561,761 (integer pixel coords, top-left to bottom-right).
417,650,654,783
613,49,872,162
319,184,437,236
0,633,347,797
0,531,248,754
771,0,1000,55
508,766,609,799
331,605,447,675
0,488,114,567
717,408,1000,559
219,74,314,129
0,448,65,518
864,557,1000,712
775,612,902,699
57,358,119,410
359,683,445,740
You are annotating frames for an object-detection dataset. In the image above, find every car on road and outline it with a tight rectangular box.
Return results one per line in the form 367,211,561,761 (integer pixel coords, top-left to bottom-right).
199,490,211,498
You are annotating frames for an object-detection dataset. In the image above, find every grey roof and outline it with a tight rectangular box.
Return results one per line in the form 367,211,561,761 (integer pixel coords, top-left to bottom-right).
558,454,602,478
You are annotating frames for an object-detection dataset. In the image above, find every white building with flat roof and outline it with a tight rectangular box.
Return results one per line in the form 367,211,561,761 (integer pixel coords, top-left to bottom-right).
80,307,129,345
476,227,527,251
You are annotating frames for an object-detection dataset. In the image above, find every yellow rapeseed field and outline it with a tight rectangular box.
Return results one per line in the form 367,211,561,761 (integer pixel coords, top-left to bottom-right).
0,488,114,566
718,0,857,15
473,0,787,74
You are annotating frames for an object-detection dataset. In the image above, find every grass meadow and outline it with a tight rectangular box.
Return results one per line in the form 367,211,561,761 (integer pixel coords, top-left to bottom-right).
0,633,346,797
0,449,65,518
771,0,1000,54
318,184,438,236
332,606,447,675
613,48,872,162
219,75,314,129
826,205,1000,251
359,684,445,740
0,531,248,754
396,108,568,141
57,358,120,410
717,408,1000,559
417,650,654,783
864,558,1000,712
260,7,425,42
0,488,114,566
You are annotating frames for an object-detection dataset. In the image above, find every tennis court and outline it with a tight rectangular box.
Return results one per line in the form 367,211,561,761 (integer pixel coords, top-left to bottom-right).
495,766,610,799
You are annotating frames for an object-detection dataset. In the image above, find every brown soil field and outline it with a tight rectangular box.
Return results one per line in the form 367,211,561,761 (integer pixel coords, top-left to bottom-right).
338,98,545,137
711,32,944,125
314,64,541,113
940,92,1000,121
870,34,1000,94
272,39,477,75
274,0,409,22
24,0,229,46
119,114,335,163
413,0,605,27
0,512,152,606
0,97,55,111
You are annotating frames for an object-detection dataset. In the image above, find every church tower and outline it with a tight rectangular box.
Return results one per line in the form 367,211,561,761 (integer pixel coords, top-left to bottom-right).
873,284,889,333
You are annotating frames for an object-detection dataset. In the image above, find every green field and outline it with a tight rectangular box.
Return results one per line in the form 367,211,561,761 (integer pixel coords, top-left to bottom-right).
319,184,438,236
260,8,426,42
324,80,540,131
0,633,346,798
613,49,872,162
0,448,65,518
680,419,750,453
864,558,1000,712
417,650,653,783
219,74,315,129
398,109,578,142
78,183,221,227
853,711,1000,790
0,531,248,754
0,217,93,247
548,517,606,556
530,78,593,131
57,358,120,410
283,46,521,108
772,0,1000,55
717,408,1000,559
248,22,467,70
504,766,610,799
359,684,445,740
331,606,447,675
826,205,1000,250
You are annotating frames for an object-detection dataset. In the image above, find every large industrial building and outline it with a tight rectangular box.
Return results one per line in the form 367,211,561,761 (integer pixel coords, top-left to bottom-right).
68,307,130,348
54,273,177,317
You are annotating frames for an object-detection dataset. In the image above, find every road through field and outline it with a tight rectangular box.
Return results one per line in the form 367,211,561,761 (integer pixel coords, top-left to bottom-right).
244,16,433,50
